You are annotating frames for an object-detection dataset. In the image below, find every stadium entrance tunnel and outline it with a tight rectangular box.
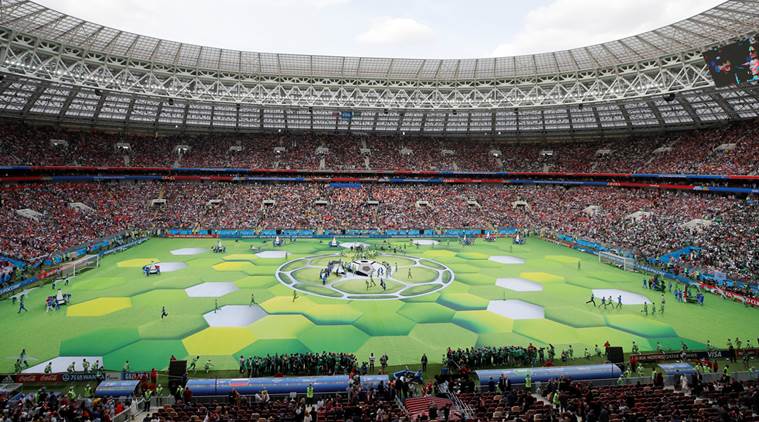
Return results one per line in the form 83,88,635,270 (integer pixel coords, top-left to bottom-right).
275,253,454,300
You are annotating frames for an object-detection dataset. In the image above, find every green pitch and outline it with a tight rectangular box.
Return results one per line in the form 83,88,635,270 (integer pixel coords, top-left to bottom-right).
2,237,757,372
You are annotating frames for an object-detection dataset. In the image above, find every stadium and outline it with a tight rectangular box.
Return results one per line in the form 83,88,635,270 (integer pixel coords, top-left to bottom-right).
0,0,758,420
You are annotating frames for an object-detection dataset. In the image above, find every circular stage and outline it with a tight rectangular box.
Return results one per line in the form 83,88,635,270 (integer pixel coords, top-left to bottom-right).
275,253,454,300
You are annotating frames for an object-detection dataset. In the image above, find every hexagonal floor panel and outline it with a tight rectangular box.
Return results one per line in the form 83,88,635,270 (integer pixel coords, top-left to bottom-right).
412,239,439,246
487,300,544,320
171,248,207,256
203,305,268,327
155,262,188,272
489,256,525,265
4,236,747,373
496,278,543,292
592,289,652,305
185,282,239,298
23,356,102,374
255,251,288,259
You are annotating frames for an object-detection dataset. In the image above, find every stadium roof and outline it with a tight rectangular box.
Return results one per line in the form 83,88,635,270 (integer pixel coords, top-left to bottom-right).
0,0,758,135
0,0,757,80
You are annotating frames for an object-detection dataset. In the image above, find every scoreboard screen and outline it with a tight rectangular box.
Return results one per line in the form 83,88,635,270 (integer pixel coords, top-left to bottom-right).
703,37,759,87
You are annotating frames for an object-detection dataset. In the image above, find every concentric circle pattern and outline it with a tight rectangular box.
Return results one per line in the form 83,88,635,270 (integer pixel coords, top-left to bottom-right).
275,253,454,300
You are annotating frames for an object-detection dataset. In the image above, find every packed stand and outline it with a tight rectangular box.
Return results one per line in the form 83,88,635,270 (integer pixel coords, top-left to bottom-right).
1,182,756,291
0,386,134,422
155,374,403,422
539,377,759,421
1,119,758,174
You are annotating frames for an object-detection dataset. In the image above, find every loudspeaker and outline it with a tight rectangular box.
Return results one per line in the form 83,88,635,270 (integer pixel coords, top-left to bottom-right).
607,347,624,364
168,360,187,391
169,359,186,376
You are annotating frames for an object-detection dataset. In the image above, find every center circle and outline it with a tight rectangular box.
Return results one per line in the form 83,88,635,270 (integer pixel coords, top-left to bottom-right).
275,253,455,300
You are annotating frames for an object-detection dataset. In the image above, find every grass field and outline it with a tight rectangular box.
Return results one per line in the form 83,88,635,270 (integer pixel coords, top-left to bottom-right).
2,237,757,373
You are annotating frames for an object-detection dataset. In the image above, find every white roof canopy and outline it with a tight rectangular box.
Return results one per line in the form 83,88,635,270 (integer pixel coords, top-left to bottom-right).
0,0,757,80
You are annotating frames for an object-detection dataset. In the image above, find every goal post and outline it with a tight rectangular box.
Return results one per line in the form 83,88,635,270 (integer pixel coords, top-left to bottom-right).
598,251,636,272
59,254,100,277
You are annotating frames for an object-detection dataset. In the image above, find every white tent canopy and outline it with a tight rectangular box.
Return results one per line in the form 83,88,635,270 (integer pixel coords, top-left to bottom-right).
681,219,714,232
626,211,653,222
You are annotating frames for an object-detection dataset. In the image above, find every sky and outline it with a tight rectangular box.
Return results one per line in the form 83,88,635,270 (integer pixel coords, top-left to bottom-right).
37,0,725,59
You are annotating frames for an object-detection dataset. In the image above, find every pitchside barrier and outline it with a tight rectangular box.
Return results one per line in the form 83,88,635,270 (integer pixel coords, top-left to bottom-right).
95,380,140,397
186,375,389,396
4,164,759,183
475,364,622,386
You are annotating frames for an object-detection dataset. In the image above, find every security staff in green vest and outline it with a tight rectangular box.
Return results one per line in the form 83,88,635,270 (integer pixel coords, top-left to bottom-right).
83,384,93,398
524,373,533,392
66,386,76,401
143,389,152,411
306,383,314,405
176,384,185,401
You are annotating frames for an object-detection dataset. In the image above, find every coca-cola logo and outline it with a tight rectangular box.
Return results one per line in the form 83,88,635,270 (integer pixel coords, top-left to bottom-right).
14,374,62,383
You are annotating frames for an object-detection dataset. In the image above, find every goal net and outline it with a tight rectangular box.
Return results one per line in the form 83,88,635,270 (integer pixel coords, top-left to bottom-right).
58,254,100,277
598,251,636,272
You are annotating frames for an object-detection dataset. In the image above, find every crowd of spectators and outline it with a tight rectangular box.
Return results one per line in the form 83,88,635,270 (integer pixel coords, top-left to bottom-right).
1,119,758,174
0,183,160,262
536,377,759,421
1,259,16,285
239,352,358,378
0,386,133,422
149,376,759,422
154,374,403,422
1,181,756,290
445,345,546,371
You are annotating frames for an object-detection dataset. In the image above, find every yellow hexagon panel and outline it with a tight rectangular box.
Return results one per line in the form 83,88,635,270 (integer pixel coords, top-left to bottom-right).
117,258,159,268
67,297,132,317
520,272,565,283
182,327,257,355
212,262,257,272
223,254,259,261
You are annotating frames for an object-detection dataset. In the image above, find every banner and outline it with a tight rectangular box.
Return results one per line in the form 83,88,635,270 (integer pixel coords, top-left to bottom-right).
632,348,759,363
120,371,150,381
699,283,759,307
9,372,102,383
11,373,63,383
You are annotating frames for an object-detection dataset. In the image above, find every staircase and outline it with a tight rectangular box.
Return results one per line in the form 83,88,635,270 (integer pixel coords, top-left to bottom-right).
404,396,458,420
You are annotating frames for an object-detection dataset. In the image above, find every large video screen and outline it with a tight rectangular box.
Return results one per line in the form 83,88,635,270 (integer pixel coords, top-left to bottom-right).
703,38,759,87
